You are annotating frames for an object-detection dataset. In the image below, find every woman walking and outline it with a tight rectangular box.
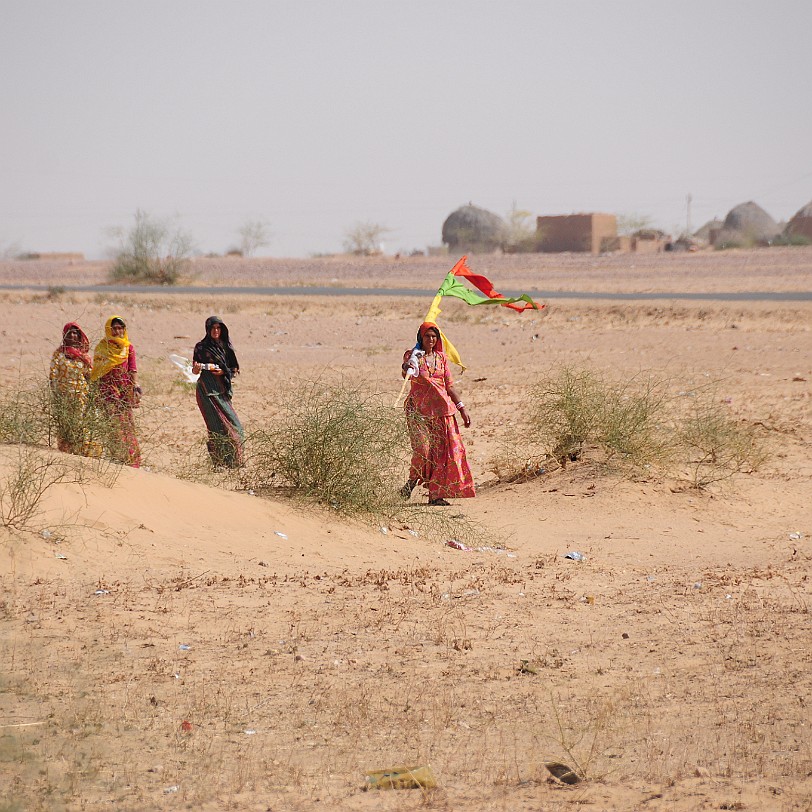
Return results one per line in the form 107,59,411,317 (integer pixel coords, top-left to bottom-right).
49,322,98,456
400,322,475,506
192,316,244,468
91,315,141,467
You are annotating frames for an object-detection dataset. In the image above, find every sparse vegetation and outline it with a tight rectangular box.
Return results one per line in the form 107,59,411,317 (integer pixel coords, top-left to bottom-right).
501,366,765,488
677,392,768,488
504,202,537,253
343,221,390,256
772,232,811,247
108,209,194,285
237,218,272,257
616,213,653,236
237,379,487,545
0,270,808,810
0,445,73,529
243,379,408,516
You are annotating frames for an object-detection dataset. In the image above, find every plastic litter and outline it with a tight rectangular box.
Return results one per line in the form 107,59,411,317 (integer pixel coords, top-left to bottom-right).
178,644,191,651
564,551,585,561
168,354,198,383
40,529,52,539
789,532,803,541
364,765,437,791
692,582,703,590
445,539,516,556
274,531,288,539
94,589,110,596
408,529,418,537
244,729,256,735
163,785,179,794
379,526,389,535
54,552,68,560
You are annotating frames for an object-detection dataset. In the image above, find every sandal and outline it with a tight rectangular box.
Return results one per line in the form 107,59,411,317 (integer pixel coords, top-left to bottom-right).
428,498,450,507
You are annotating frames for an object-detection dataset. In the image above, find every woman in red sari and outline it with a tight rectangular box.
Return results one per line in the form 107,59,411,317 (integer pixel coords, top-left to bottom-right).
91,315,141,468
400,322,475,506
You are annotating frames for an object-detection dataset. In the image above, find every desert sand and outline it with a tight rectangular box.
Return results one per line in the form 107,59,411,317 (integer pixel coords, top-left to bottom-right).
1,248,811,811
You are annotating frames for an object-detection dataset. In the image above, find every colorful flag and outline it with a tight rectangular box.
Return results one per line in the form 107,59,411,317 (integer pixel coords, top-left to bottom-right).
424,256,544,370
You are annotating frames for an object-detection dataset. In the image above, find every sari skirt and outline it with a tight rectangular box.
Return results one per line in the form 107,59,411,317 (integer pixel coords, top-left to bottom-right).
406,411,475,499
97,372,140,468
196,387,244,468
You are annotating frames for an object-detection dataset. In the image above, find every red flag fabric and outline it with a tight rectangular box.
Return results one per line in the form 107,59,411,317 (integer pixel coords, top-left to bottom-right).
450,256,542,312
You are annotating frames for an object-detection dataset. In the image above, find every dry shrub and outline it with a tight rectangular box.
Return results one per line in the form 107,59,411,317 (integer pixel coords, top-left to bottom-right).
0,379,124,531
238,378,487,546
677,393,768,488
0,445,73,529
486,429,549,484
527,366,670,471
0,382,49,446
243,379,409,516
0,444,119,530
109,209,192,285
494,366,767,489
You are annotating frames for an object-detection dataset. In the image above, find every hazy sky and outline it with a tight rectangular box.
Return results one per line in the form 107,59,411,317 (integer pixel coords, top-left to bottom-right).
2,0,810,258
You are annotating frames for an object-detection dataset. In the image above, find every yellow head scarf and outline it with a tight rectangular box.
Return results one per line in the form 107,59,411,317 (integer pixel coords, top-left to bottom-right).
91,316,131,381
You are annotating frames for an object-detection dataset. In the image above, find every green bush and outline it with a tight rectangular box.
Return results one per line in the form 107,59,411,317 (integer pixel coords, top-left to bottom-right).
527,367,668,469
771,233,811,247
0,383,50,446
517,366,765,488
244,380,409,516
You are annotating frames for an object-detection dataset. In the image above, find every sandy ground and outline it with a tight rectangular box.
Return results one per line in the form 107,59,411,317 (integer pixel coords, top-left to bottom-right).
1,249,811,811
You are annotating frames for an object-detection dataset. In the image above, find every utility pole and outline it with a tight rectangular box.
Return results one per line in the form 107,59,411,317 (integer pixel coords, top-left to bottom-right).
686,193,692,236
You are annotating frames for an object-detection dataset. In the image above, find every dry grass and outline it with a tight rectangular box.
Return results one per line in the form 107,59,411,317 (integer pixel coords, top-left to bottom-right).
0,260,810,809
488,366,767,490
1,557,810,810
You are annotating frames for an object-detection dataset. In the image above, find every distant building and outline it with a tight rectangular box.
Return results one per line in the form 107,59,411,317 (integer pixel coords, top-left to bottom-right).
20,252,85,261
536,213,617,254
630,229,669,254
712,201,779,247
786,201,812,241
442,204,508,254
694,219,723,243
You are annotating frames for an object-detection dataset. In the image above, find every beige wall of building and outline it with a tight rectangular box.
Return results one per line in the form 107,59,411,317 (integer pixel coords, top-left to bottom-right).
536,213,617,254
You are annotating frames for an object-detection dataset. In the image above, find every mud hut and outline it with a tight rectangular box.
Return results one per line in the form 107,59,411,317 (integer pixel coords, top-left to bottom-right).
442,205,508,254
693,219,723,242
714,201,779,247
785,201,812,241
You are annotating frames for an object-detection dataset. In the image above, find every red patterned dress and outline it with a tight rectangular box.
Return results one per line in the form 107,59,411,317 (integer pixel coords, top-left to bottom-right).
96,345,141,468
403,349,475,500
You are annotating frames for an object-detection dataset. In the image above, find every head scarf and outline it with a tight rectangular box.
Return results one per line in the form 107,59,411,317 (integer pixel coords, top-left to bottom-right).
416,322,444,353
91,315,131,381
197,316,239,389
58,322,92,367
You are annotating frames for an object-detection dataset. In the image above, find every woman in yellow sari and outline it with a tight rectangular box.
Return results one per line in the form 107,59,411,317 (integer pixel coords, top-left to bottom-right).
91,316,141,467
